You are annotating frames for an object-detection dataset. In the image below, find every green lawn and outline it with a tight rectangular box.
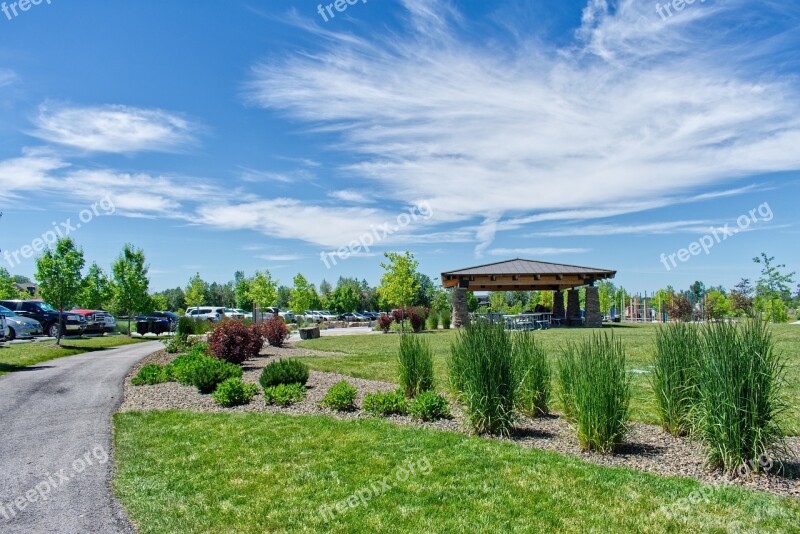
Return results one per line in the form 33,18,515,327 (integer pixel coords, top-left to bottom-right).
114,411,800,533
296,323,800,434
0,335,147,376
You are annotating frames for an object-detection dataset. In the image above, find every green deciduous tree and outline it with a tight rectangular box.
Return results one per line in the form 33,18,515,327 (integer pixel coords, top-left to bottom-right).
247,270,278,309
328,284,361,314
185,273,208,308
80,262,114,310
378,251,420,308
35,238,85,345
112,244,151,337
234,271,253,310
289,274,320,315
753,253,795,323
0,267,23,300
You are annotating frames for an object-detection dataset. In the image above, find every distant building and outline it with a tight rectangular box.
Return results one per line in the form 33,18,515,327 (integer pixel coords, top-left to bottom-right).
15,282,37,296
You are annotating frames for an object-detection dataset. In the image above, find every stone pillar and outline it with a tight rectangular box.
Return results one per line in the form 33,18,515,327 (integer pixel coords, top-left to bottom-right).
566,289,581,326
584,285,602,328
552,290,565,323
451,288,470,329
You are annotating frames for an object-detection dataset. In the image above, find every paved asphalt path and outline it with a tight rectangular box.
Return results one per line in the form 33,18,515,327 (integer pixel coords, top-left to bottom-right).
0,341,163,533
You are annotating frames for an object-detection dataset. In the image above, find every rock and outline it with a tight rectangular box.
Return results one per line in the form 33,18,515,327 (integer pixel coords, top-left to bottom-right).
299,325,320,339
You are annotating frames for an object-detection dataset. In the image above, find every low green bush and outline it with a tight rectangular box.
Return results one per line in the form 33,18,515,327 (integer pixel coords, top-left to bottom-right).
362,389,409,416
320,380,357,411
263,383,307,407
185,357,243,394
172,345,210,385
176,316,195,339
131,364,172,386
558,333,631,453
441,314,451,329
426,313,439,331
259,359,309,388
212,378,258,407
398,333,434,397
513,331,551,417
409,391,450,421
449,321,516,435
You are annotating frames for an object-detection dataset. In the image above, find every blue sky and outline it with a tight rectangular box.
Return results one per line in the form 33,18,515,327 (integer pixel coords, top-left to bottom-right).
1,0,799,293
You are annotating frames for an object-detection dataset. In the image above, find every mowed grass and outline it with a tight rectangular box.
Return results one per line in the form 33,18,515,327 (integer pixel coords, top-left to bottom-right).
297,324,800,434
114,411,800,533
0,335,146,376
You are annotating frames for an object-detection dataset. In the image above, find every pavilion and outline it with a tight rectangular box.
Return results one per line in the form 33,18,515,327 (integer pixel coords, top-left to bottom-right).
440,258,617,328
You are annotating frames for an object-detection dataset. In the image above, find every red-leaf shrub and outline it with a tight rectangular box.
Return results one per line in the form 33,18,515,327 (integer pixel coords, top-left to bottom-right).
408,307,427,333
378,313,393,333
391,309,406,323
257,316,290,347
208,320,263,365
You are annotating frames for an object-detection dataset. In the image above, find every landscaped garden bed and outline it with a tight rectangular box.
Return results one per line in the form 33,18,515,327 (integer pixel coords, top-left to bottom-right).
120,343,800,497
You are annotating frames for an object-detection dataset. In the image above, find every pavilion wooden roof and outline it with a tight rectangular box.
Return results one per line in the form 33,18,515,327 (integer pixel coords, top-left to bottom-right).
441,258,616,292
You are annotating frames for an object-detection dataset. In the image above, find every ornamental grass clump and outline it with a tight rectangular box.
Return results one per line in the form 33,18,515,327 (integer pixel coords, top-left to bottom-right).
559,333,630,453
212,378,258,407
398,333,434,397
448,321,516,435
693,320,787,474
652,322,700,436
512,331,551,417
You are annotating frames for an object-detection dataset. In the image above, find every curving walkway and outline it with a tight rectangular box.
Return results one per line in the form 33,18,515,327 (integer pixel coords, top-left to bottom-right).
0,341,162,533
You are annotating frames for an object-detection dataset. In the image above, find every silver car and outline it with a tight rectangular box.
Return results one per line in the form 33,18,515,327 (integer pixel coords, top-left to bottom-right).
0,304,44,340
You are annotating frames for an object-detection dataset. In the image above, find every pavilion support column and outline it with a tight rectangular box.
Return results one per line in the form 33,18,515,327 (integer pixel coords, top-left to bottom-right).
566,289,581,326
451,288,470,329
584,285,602,328
552,290,565,322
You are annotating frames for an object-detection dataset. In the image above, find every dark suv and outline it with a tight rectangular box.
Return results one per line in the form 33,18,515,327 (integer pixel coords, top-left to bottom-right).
0,300,87,338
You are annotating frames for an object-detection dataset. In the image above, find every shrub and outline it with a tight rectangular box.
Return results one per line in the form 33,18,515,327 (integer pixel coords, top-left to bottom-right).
212,378,258,407
172,346,209,385
448,321,516,435
259,359,309,388
263,383,307,406
391,309,406,323
652,322,700,436
558,333,631,453
208,320,263,365
257,316,290,347
398,333,434,397
378,314,393,333
410,391,451,421
185,356,243,394
320,380,357,411
408,307,426,333
513,332,551,417
693,320,787,474
176,316,195,340
131,364,172,385
426,312,439,331
441,314,451,330
362,389,409,416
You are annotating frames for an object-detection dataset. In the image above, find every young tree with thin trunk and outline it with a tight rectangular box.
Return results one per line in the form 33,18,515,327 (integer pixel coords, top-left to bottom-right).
35,238,85,345
112,244,150,337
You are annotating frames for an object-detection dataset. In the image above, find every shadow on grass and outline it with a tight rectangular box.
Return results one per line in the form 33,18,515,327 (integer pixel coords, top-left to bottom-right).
0,362,55,374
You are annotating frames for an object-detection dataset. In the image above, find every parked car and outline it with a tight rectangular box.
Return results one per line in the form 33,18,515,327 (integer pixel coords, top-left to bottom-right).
135,311,179,335
69,309,108,335
232,308,253,320
100,311,117,333
361,311,380,320
0,300,86,338
338,312,360,322
185,306,224,322
0,313,6,341
0,305,45,340
223,307,244,320
278,310,295,322
351,312,368,321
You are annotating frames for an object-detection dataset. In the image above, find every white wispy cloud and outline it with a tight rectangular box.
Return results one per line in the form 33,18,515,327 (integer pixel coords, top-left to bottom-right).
247,0,800,252
30,103,200,153
328,190,373,204
526,220,715,238
257,254,304,261
0,68,19,87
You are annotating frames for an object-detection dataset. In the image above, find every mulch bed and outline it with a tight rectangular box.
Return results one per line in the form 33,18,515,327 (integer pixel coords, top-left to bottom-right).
120,344,800,498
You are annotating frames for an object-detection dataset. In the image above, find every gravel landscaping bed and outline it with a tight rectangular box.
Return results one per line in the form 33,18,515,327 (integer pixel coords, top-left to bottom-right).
121,346,800,498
